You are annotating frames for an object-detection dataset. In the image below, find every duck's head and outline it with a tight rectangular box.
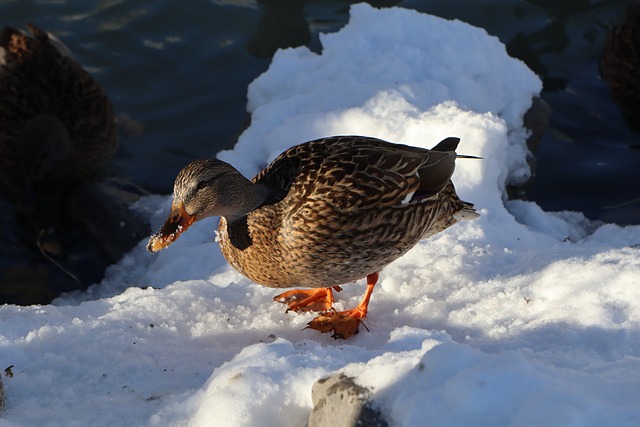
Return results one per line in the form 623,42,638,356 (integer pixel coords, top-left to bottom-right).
147,158,266,253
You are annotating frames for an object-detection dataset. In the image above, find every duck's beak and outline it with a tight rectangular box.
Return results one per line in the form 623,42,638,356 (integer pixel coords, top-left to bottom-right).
146,199,195,253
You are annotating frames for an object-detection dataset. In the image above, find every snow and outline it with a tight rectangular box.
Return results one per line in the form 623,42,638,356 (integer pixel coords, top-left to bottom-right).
2,4,640,426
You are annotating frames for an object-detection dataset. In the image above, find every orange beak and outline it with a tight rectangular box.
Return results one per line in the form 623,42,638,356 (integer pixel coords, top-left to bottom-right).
146,200,195,253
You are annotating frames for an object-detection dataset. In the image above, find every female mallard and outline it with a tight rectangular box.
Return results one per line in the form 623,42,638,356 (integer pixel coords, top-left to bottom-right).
600,0,640,130
0,23,117,224
148,135,478,339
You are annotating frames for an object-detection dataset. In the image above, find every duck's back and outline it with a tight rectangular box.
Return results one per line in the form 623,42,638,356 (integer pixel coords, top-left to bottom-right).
219,135,477,289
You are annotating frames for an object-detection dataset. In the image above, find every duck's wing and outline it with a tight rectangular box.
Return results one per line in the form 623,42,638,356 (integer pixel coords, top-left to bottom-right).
251,150,302,204
253,135,464,211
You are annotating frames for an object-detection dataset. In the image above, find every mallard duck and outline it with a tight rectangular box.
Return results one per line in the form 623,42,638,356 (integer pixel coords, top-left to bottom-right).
147,135,479,339
0,23,117,224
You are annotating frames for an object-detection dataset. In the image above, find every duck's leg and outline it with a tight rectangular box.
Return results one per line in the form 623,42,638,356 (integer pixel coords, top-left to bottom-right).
306,272,378,340
273,286,340,312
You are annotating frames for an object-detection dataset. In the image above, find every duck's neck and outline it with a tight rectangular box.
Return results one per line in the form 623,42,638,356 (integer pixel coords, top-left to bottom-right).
224,180,270,223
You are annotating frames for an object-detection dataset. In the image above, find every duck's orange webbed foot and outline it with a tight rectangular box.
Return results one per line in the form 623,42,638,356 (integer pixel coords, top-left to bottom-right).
305,272,379,340
273,286,341,312
305,307,370,340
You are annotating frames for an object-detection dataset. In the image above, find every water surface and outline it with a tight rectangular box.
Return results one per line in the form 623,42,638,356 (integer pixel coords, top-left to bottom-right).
2,0,638,222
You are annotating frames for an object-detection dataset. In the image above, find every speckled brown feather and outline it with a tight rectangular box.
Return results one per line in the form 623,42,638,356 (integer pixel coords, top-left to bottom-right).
0,23,116,202
218,135,478,289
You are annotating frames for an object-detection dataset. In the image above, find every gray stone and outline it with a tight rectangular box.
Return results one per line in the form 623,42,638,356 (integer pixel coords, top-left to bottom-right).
308,373,388,427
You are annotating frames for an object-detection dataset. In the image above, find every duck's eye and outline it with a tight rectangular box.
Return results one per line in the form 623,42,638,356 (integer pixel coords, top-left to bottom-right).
196,180,208,190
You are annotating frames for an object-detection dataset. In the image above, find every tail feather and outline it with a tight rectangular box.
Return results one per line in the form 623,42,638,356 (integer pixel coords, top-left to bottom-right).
456,154,482,159
431,137,460,152
431,137,482,159
456,201,479,220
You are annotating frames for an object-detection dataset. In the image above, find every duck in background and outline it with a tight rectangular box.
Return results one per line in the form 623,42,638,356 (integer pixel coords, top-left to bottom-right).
600,0,640,222
0,23,149,304
0,23,117,224
601,0,640,131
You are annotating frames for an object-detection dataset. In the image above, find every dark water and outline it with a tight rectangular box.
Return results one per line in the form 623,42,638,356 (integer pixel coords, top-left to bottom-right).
0,0,638,302
1,0,638,220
